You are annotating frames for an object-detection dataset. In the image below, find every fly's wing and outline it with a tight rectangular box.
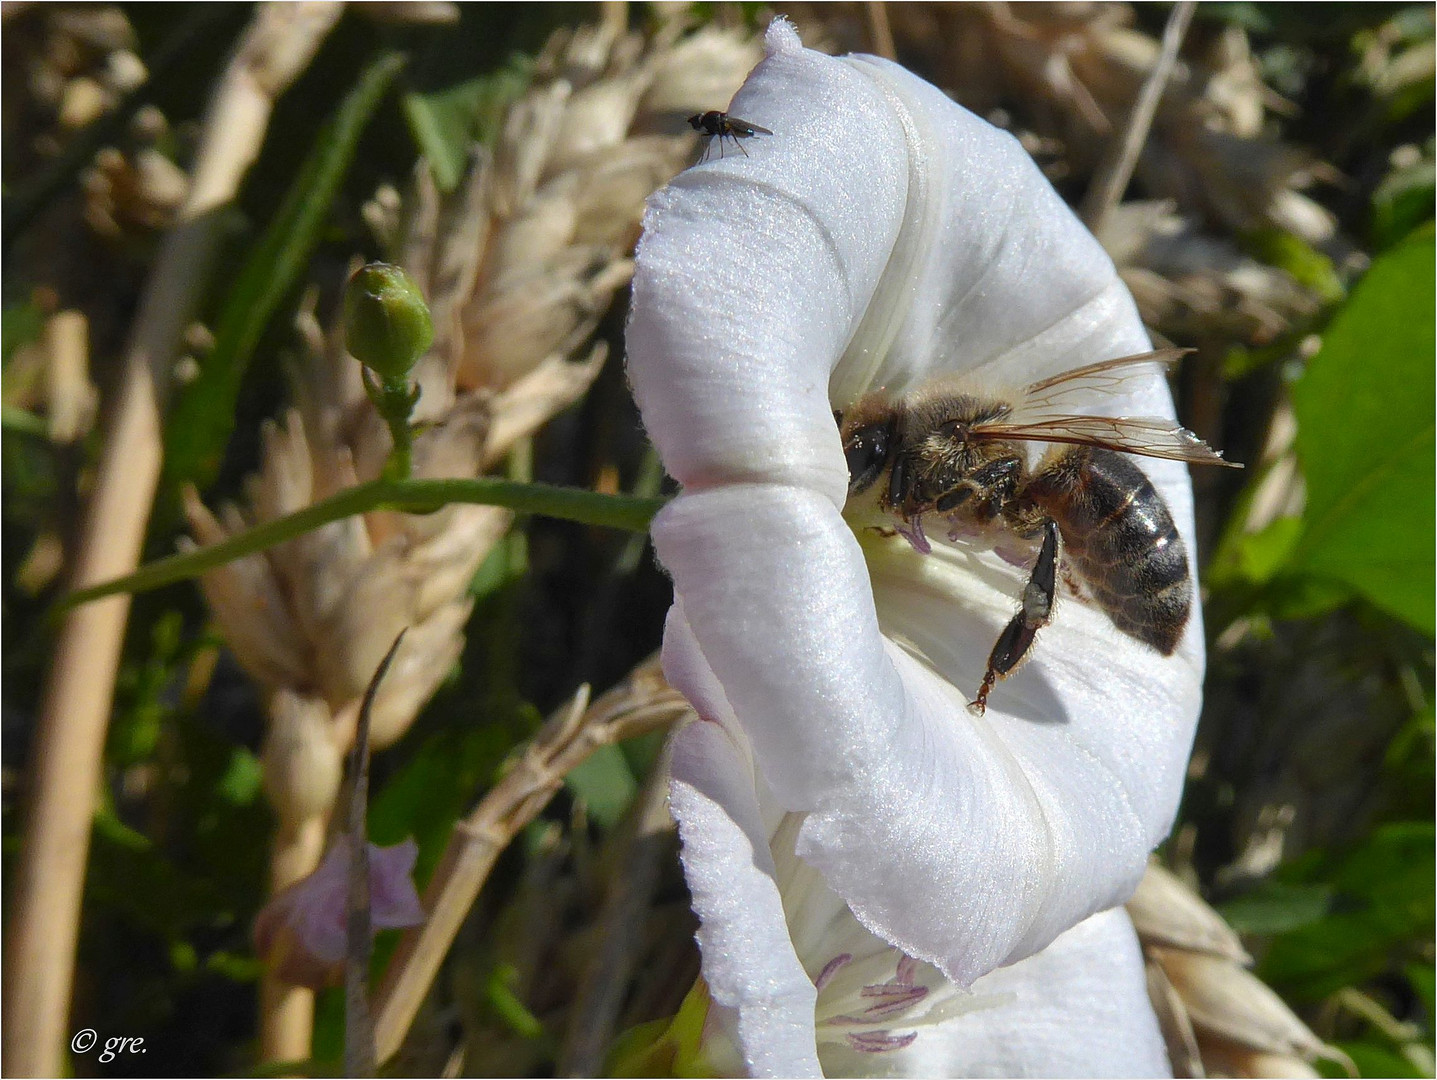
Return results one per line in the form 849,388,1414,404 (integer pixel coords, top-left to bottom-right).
972,349,1241,467
727,116,773,137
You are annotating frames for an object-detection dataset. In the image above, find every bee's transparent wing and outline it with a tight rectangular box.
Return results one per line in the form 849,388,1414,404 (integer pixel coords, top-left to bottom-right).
975,414,1240,466
1020,349,1191,410
976,349,1241,467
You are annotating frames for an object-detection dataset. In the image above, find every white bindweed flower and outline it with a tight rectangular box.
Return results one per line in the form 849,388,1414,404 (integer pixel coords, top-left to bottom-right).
627,19,1205,1078
670,716,1169,1077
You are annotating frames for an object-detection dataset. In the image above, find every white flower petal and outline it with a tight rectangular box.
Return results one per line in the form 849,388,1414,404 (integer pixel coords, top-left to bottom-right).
868,907,1170,1079
626,22,910,502
668,715,822,1078
669,710,1170,1078
654,486,1193,984
635,16,1206,1059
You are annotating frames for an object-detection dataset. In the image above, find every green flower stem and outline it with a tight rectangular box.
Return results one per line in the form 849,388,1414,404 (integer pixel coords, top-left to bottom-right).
59,479,668,611
364,372,418,480
387,408,413,479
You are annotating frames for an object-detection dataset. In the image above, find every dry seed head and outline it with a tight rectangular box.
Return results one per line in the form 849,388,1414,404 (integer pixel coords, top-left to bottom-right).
1127,863,1251,965
1152,948,1335,1066
1129,864,1350,1078
1195,1038,1323,1079
879,4,1335,241
191,20,759,841
1145,959,1204,1078
640,28,763,123
1098,200,1321,345
262,690,346,832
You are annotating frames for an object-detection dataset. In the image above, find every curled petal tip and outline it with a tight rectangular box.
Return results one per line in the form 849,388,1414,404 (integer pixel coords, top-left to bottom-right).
764,17,802,56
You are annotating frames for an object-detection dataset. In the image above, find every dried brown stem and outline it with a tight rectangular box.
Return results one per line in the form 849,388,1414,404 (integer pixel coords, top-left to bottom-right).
2,7,342,1075
261,815,330,1069
557,758,675,1077
1080,0,1196,233
865,2,897,61
373,656,690,1064
42,311,95,444
345,632,405,1079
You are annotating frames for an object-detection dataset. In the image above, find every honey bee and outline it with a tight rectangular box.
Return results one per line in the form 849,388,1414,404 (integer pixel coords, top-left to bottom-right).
688,111,773,159
837,349,1240,715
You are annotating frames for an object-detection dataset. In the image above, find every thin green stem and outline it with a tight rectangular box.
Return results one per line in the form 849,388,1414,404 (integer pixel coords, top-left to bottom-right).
387,422,413,480
59,479,667,611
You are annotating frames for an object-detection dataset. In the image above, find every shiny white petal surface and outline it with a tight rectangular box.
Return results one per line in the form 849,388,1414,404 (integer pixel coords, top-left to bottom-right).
668,708,1172,1078
634,19,1205,1069
668,714,822,1077
654,484,1198,985
868,907,1171,1079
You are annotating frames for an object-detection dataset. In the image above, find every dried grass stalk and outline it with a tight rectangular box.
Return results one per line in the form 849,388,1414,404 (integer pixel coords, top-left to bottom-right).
3,6,343,1075
374,656,691,1064
884,4,1336,242
179,19,760,1065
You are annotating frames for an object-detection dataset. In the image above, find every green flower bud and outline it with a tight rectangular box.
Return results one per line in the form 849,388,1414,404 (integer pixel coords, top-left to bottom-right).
344,262,434,380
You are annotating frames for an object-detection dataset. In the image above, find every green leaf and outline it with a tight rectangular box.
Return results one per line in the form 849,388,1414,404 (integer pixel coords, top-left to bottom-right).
61,477,666,610
486,962,546,1040
1220,881,1334,934
401,54,532,192
564,744,638,830
1335,1041,1428,1079
2,301,45,366
400,11,538,187
1290,230,1436,635
1243,228,1345,303
1210,515,1305,587
1373,144,1436,251
1259,822,1436,1000
163,51,407,491
1406,961,1436,1017
215,747,264,805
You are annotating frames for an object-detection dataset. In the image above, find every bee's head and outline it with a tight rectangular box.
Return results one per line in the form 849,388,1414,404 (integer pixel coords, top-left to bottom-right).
838,410,897,499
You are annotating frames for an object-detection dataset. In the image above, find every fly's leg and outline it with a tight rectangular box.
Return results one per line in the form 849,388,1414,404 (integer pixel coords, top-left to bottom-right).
970,519,1059,715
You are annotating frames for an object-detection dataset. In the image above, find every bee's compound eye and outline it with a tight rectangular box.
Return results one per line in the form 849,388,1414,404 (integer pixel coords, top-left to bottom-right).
844,421,892,496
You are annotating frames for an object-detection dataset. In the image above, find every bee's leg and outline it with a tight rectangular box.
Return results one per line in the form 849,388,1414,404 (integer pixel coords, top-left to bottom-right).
937,457,1021,522
737,138,750,157
970,518,1059,715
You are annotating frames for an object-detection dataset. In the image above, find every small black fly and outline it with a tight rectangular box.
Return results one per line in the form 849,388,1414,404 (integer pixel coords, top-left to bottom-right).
688,111,773,160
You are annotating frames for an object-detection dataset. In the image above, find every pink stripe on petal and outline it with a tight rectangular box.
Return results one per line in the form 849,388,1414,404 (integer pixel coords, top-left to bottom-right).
860,982,925,1000
895,955,918,985
846,1030,919,1053
861,987,928,1019
814,953,852,992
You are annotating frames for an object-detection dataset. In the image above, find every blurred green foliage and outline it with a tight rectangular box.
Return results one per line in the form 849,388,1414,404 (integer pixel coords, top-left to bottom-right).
1,2,1432,1076
163,51,406,492
1290,228,1435,634
1210,229,1435,634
